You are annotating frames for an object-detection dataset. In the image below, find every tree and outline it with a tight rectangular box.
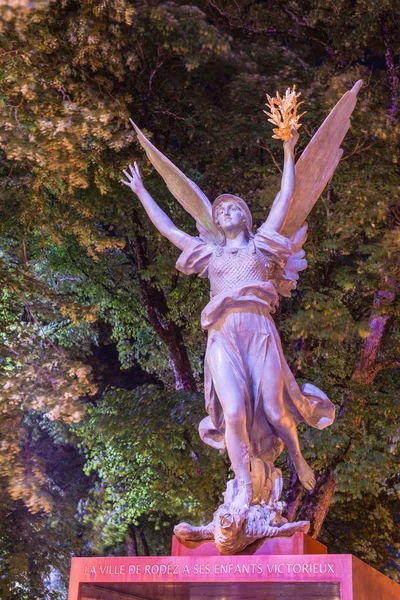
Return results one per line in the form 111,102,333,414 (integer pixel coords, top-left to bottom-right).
77,385,227,555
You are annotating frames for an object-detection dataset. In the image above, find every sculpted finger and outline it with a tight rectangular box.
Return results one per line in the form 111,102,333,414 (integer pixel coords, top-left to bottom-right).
134,161,140,177
129,164,136,176
121,179,130,186
122,169,132,180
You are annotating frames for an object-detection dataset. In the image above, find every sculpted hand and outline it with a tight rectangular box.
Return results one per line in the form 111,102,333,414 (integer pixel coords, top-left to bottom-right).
284,126,299,153
121,162,144,195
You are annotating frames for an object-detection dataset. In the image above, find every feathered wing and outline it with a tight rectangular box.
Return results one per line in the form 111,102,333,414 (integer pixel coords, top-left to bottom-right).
130,120,220,243
280,80,363,239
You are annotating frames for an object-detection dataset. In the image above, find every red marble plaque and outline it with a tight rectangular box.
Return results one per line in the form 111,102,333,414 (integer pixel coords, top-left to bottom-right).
68,551,399,600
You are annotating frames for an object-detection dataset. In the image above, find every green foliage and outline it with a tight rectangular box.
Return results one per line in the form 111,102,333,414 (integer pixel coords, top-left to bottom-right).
0,254,96,513
77,385,227,553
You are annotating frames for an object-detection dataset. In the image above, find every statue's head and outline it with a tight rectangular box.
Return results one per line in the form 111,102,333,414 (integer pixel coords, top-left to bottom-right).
212,194,253,240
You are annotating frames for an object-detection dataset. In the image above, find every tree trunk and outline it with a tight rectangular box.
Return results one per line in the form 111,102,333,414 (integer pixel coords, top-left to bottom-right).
380,13,399,122
128,233,197,392
352,276,396,385
126,524,138,556
296,471,336,538
139,526,150,556
285,465,304,522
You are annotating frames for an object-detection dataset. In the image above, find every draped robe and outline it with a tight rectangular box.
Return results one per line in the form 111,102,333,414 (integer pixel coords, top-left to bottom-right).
176,225,335,464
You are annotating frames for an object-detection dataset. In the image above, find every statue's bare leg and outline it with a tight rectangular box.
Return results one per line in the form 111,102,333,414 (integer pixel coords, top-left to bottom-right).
260,371,316,491
209,344,252,517
271,419,316,491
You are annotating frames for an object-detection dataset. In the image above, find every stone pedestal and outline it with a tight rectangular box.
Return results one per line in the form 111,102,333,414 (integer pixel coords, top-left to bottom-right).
68,533,399,600
171,531,327,557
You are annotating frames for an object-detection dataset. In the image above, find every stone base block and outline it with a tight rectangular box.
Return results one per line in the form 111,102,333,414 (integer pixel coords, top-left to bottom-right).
68,551,399,600
171,531,327,557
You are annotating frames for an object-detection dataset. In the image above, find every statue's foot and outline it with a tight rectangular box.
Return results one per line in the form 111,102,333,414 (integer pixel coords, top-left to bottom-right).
296,457,316,491
229,480,252,520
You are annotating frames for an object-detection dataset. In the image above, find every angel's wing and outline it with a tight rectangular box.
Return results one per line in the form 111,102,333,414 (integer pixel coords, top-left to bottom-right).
130,120,220,243
280,80,363,238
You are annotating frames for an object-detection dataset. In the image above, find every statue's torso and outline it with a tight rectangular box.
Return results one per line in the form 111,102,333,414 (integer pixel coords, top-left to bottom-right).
208,241,271,297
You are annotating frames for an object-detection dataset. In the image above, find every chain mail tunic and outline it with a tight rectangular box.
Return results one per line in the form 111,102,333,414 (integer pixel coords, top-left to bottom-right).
208,242,270,297
176,226,335,462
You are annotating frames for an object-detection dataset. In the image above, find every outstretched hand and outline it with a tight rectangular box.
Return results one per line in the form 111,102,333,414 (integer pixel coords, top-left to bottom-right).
121,162,144,195
284,126,299,153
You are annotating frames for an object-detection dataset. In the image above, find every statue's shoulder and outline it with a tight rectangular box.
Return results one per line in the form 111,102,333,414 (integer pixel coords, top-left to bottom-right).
176,237,216,277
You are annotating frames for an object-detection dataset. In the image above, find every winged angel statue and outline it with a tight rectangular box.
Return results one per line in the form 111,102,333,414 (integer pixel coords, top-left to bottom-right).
122,81,362,554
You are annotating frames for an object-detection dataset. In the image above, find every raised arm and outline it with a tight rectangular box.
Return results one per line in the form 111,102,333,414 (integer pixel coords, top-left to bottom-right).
121,163,194,251
265,127,299,233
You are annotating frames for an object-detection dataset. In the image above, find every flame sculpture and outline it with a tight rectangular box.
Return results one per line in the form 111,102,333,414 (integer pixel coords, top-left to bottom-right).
264,86,306,142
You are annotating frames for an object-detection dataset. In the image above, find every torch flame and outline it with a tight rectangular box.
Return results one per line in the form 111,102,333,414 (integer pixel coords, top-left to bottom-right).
264,85,306,142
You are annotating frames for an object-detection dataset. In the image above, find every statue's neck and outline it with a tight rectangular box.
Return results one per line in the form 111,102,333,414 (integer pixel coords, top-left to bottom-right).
224,230,248,248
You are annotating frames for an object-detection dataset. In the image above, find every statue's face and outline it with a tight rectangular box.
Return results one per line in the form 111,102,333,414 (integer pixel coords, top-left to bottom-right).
215,201,246,235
